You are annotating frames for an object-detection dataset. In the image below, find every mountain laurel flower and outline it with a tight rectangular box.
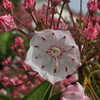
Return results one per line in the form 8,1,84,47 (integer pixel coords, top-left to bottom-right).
24,0,36,12
87,0,98,13
84,27,98,40
25,29,81,83
0,14,16,32
2,0,13,12
61,82,90,100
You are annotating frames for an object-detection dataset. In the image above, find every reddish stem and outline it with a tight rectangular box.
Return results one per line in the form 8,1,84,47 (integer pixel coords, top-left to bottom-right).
13,73,38,87
56,2,65,29
12,13,34,32
29,12,38,26
46,0,51,25
16,28,32,39
66,3,76,29
80,0,83,20
49,6,56,29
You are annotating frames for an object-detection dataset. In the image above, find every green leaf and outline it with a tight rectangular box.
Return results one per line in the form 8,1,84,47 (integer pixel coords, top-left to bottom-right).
49,92,62,100
22,81,52,100
0,94,13,100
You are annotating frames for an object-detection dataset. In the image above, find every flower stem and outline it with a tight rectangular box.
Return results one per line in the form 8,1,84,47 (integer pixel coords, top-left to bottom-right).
49,6,56,29
13,72,38,87
29,12,38,26
80,0,83,20
46,0,50,25
16,28,32,39
12,13,34,32
66,3,76,29
56,2,65,29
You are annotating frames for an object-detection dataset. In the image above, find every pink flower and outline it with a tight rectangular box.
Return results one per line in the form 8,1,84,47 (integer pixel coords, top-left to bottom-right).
87,0,97,13
61,82,90,100
24,0,36,12
2,0,13,12
0,14,16,32
84,27,98,40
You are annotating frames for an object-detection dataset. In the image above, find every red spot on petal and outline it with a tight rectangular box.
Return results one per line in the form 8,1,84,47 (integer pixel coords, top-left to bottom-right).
63,36,66,39
41,37,46,41
72,46,75,48
41,65,44,68
72,58,75,61
34,45,39,48
65,67,67,72
52,33,55,35
35,56,38,59
54,69,56,73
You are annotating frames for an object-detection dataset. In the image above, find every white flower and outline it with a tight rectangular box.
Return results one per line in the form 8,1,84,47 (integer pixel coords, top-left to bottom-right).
25,29,81,83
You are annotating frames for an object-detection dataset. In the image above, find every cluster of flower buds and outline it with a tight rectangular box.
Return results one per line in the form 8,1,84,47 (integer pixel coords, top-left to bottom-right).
11,36,26,57
0,14,16,32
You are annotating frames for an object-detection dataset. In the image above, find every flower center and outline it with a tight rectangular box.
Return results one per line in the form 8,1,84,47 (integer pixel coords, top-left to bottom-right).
47,46,65,59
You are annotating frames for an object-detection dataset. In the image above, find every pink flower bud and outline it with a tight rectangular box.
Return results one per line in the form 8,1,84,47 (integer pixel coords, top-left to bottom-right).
2,58,11,66
1,76,14,87
61,82,90,100
18,49,26,56
11,43,18,51
0,14,16,32
15,36,24,47
51,0,62,6
84,27,98,40
24,0,36,12
20,60,31,70
87,0,97,13
97,1,100,10
2,0,13,12
63,73,78,86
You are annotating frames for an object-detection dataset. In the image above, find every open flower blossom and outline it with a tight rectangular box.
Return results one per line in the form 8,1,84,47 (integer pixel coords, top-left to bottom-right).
25,29,81,83
61,82,90,100
0,14,16,32
2,0,13,12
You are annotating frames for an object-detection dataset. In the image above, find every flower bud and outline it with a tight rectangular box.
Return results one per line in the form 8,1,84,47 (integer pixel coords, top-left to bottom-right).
15,36,24,47
51,0,62,6
97,1,100,10
61,82,90,100
11,43,18,51
1,76,14,87
24,0,36,12
84,27,98,40
0,14,16,32
2,58,11,66
87,0,97,14
2,0,13,12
